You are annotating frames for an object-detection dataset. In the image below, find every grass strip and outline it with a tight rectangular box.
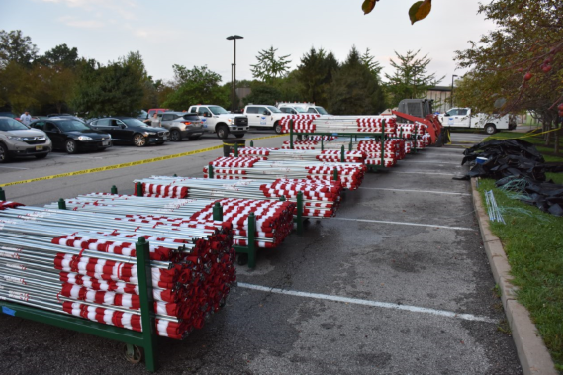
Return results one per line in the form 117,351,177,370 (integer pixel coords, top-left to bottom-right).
477,131,563,370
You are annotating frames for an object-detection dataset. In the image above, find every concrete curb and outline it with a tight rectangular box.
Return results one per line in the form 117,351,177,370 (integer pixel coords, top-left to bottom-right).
471,178,557,375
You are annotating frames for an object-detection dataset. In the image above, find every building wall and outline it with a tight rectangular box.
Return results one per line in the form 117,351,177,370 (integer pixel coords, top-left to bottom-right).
425,86,452,113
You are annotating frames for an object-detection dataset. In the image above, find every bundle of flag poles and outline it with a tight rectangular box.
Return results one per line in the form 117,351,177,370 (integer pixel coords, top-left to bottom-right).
133,176,343,218
231,147,367,164
279,115,397,135
280,139,409,168
0,200,235,339
45,194,296,249
203,157,366,190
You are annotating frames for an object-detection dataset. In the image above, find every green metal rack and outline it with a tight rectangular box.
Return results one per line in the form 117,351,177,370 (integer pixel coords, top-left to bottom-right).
1,187,158,370
0,235,159,371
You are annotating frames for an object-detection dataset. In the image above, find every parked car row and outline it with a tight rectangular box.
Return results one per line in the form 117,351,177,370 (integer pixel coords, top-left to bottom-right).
0,102,300,163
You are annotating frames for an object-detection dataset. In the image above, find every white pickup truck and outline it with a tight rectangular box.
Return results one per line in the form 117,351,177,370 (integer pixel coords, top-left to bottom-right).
438,107,516,135
242,104,287,134
187,105,248,139
277,102,330,116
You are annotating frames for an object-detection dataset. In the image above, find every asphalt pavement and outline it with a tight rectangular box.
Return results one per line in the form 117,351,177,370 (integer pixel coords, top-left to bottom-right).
0,130,522,374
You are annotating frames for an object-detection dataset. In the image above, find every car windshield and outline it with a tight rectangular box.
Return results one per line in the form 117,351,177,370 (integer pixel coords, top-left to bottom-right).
0,113,17,119
267,106,282,113
316,107,329,115
293,107,307,113
0,118,29,131
57,120,91,132
209,106,229,115
122,118,149,127
182,114,199,120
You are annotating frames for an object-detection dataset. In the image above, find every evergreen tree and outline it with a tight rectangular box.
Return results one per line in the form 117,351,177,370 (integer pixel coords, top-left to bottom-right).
329,46,386,115
250,46,291,84
296,47,339,106
384,50,443,107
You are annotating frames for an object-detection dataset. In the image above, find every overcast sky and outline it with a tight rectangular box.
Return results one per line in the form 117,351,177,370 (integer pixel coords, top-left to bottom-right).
1,0,495,86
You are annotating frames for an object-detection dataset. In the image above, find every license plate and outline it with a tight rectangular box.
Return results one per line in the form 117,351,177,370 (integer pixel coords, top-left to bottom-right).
162,136,167,140
102,140,110,146
36,145,43,151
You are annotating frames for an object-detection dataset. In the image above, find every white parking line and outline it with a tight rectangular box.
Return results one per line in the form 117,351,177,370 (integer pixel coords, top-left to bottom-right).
394,171,460,176
399,160,462,165
237,283,498,324
51,155,104,159
359,187,471,196
0,166,29,170
332,217,476,231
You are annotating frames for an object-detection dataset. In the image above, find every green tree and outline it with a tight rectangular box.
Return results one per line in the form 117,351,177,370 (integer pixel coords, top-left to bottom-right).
250,46,291,84
162,65,229,110
277,70,304,102
296,47,339,106
0,30,39,68
71,59,144,117
454,0,562,152
384,49,444,107
119,51,157,110
38,43,79,69
329,46,386,115
0,60,40,114
361,47,383,81
242,84,281,106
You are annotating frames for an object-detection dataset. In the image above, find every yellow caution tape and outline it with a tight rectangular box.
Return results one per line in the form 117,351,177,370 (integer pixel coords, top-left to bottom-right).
0,134,289,188
487,127,561,141
0,145,222,187
248,134,288,141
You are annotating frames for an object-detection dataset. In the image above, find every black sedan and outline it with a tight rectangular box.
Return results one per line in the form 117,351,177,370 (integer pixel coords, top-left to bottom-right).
30,118,112,154
88,117,168,147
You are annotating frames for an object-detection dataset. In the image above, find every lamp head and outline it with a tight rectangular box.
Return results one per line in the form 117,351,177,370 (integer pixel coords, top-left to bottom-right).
227,35,243,41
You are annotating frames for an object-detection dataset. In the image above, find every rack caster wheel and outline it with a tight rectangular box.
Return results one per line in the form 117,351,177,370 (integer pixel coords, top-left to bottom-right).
123,343,142,364
237,254,248,265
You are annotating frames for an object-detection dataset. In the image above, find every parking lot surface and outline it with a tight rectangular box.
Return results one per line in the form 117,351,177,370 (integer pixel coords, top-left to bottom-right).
0,132,522,374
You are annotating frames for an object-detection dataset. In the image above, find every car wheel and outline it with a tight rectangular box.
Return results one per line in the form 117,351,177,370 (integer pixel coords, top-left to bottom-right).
188,134,202,141
65,139,77,154
133,134,146,147
35,153,48,159
0,142,10,163
216,125,229,139
484,124,496,135
274,122,283,134
170,129,181,141
235,134,244,139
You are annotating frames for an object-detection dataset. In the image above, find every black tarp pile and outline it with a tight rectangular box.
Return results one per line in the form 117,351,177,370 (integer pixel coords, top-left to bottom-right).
459,139,563,217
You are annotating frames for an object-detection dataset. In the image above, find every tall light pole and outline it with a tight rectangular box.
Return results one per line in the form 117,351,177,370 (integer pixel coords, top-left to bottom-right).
450,74,458,109
227,35,243,112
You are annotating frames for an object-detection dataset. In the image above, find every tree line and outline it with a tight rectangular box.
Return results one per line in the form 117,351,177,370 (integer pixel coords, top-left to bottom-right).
0,29,442,117
453,0,562,153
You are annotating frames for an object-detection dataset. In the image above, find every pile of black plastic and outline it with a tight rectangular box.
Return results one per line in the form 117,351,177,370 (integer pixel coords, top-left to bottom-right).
459,139,563,217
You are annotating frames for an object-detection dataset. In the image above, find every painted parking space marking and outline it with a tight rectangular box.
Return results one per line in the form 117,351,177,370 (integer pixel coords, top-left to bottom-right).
359,187,471,196
51,155,104,159
0,166,29,170
393,171,462,176
399,160,462,165
332,217,476,231
237,283,498,324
